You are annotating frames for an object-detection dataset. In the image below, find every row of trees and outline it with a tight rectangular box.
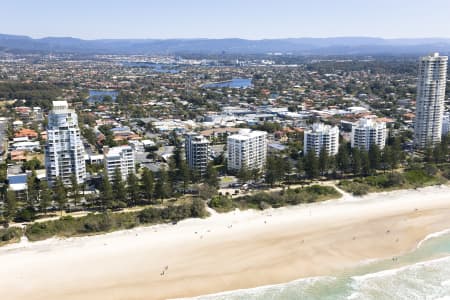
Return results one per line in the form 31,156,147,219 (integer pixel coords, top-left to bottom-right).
236,133,450,188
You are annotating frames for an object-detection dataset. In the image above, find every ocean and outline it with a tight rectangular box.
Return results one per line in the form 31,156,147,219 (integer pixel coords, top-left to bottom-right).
192,229,450,300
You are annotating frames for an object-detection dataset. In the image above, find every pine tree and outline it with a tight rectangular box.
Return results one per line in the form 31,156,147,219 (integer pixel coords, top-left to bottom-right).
39,181,52,214
368,144,381,171
382,145,394,172
155,168,170,200
265,154,286,187
100,171,113,209
26,172,39,208
179,160,191,192
5,189,17,221
352,148,362,175
126,172,139,206
70,173,80,208
304,150,319,179
113,168,126,204
54,177,67,215
141,168,154,201
336,143,350,173
296,158,304,178
205,163,219,189
319,147,329,176
237,167,251,183
361,150,371,176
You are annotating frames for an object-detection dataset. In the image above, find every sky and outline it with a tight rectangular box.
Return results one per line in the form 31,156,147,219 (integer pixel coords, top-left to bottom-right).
1,0,450,40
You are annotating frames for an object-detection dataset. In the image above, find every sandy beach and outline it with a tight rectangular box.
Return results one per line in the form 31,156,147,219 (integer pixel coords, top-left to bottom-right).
2,185,450,300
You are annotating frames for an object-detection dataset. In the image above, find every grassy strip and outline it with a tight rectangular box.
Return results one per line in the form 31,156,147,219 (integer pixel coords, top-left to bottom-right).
0,227,23,246
210,185,341,212
25,199,207,242
339,169,447,196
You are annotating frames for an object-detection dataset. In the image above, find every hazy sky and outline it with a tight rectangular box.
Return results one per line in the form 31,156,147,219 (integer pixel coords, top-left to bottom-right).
1,0,450,39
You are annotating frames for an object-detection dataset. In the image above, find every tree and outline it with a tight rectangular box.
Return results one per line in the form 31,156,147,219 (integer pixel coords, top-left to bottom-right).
304,150,319,179
54,177,67,215
368,144,381,171
22,158,42,172
113,168,127,204
141,168,154,201
179,160,191,192
70,174,80,208
424,146,434,163
336,144,350,173
265,154,287,187
391,137,403,167
126,172,139,206
361,150,371,176
154,168,170,200
296,158,304,178
100,171,113,209
167,158,177,194
352,148,362,175
172,145,183,170
318,148,329,176
26,172,39,207
191,198,206,218
236,167,251,183
382,145,394,172
4,189,17,221
205,163,219,189
433,143,445,164
39,181,52,214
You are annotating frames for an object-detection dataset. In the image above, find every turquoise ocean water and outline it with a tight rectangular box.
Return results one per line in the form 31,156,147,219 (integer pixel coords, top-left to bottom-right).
193,230,450,300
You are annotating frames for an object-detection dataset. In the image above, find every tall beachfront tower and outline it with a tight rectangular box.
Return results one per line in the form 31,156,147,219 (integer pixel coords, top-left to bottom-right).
227,129,267,172
414,53,448,148
304,123,339,156
351,118,387,150
185,133,210,176
45,101,86,186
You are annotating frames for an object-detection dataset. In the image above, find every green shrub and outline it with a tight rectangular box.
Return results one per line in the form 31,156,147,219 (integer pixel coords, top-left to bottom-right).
14,207,37,223
25,200,208,242
404,169,433,186
0,227,22,244
209,195,234,212
340,181,370,196
233,185,341,210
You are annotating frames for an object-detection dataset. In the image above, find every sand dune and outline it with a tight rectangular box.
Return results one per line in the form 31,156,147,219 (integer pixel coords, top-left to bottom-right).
1,185,450,300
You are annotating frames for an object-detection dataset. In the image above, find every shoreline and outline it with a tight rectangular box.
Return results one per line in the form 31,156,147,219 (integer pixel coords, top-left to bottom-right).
181,225,450,300
2,185,450,299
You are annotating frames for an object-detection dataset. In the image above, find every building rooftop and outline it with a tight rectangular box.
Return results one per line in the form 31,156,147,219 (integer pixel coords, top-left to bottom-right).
229,129,267,140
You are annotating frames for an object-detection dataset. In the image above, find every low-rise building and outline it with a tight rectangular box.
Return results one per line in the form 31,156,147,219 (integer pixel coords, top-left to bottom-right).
11,141,40,151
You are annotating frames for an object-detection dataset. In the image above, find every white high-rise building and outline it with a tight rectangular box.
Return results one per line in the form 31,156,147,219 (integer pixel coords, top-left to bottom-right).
351,118,387,150
185,133,209,176
104,146,135,181
414,52,448,148
303,123,339,156
45,101,86,186
227,129,267,172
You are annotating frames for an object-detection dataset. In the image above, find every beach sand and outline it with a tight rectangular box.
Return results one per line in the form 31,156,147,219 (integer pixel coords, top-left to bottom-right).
1,185,450,300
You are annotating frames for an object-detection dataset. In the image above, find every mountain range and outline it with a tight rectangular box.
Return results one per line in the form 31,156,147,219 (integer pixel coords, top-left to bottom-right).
1,34,450,55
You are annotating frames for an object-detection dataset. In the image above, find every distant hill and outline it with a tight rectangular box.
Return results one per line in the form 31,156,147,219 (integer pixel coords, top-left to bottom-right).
1,34,450,55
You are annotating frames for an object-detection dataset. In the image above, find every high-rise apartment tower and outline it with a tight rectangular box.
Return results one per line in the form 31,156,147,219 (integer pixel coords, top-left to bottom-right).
414,53,448,148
